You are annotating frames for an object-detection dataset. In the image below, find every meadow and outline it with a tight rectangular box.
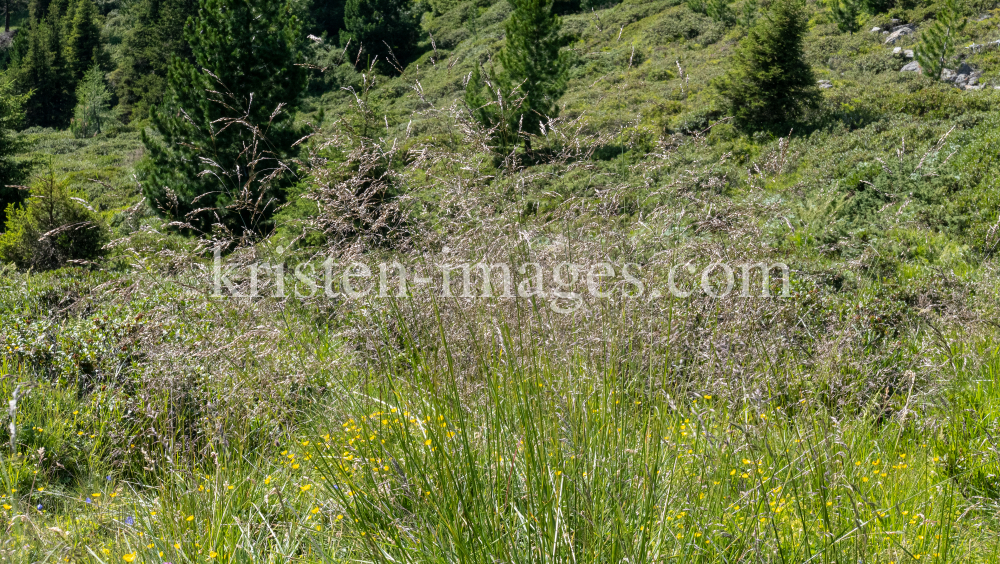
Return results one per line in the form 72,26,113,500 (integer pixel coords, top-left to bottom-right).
5,0,1000,561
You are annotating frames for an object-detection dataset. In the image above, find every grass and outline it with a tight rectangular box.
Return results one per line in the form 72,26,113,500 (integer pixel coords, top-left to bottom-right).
5,0,1000,560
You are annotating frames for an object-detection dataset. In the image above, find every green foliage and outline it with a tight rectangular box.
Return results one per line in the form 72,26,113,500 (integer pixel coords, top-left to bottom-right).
109,0,197,122
916,0,967,81
342,0,419,67
688,0,731,25
62,0,99,81
861,0,893,15
142,0,307,236
69,64,111,138
495,0,569,146
714,0,818,131
828,0,861,35
12,11,74,127
0,169,107,270
308,0,346,37
0,74,32,231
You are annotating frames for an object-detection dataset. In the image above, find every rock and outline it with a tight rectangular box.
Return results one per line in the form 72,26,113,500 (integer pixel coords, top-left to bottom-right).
817,80,833,89
0,29,18,51
884,24,916,44
871,26,882,33
941,68,957,81
893,47,902,55
904,50,914,59
900,61,921,72
890,18,900,24
977,12,992,21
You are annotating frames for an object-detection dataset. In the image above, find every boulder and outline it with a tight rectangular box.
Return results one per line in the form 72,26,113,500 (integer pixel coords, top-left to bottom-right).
884,24,916,44
900,61,921,72
871,26,882,33
817,80,833,89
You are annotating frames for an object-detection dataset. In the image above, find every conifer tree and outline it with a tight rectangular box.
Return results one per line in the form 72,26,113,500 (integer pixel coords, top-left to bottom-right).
0,75,31,231
142,0,307,235
497,0,568,147
70,64,111,137
828,0,860,35
64,0,100,81
341,0,418,66
111,0,197,121
15,16,73,126
916,0,966,81
714,0,818,131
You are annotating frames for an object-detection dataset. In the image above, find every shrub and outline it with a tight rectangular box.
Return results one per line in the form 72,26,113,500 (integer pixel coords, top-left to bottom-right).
0,170,108,271
714,0,819,131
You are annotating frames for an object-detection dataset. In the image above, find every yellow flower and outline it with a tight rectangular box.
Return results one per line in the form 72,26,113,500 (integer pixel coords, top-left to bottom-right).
92,493,101,498
209,551,218,558
336,514,344,520
102,549,110,555
186,515,194,522
424,439,432,446
2,504,10,510
311,507,320,514
300,484,312,492
264,476,271,485
123,553,137,563
174,544,180,549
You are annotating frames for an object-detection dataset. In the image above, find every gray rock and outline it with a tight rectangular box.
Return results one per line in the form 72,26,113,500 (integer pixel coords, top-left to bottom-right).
871,26,882,33
977,12,992,21
900,61,921,72
941,68,957,81
817,80,833,89
904,50,914,59
892,47,902,55
884,25,916,44
890,18,900,24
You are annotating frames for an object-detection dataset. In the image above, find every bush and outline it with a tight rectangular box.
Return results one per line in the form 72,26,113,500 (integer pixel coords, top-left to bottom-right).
0,171,108,271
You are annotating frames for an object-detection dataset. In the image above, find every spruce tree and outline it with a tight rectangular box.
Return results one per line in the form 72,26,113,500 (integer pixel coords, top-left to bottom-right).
916,0,966,81
828,0,860,35
341,0,418,67
111,0,197,121
714,0,818,131
0,75,31,232
64,0,100,81
497,0,568,146
142,0,307,235
15,16,73,127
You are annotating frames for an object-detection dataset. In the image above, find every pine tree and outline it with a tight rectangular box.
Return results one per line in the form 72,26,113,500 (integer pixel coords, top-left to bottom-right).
497,0,568,146
64,0,100,81
70,64,111,137
916,0,966,81
142,0,307,235
714,0,818,131
828,0,860,34
0,75,31,232
341,0,418,67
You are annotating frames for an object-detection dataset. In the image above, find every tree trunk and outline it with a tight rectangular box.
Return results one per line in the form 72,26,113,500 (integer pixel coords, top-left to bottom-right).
5,0,10,33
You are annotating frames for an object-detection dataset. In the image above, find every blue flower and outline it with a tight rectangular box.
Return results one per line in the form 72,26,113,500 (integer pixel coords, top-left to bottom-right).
36,504,43,511
85,498,92,504
125,516,135,526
